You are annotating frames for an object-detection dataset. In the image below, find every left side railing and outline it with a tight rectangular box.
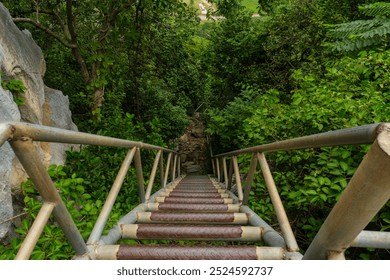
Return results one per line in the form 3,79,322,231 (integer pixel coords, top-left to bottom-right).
0,122,181,260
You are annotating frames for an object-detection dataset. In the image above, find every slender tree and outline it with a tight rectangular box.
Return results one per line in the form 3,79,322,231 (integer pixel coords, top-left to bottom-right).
7,0,136,111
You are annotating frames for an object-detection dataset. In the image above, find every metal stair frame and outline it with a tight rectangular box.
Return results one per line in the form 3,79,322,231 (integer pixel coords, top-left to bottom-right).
1,121,390,260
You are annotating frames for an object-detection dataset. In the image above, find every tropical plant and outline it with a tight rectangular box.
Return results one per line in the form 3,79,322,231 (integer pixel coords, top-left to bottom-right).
328,2,390,51
1,75,26,105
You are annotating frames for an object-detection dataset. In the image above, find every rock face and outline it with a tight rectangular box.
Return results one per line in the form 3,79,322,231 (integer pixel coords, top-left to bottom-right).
177,113,209,174
0,6,46,124
0,87,17,239
42,86,78,165
0,3,78,240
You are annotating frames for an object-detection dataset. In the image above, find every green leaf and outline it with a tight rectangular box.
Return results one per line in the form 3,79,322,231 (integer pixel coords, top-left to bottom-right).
22,219,30,230
383,219,390,224
330,184,341,191
339,161,349,171
327,161,339,168
323,177,331,186
319,194,327,202
292,94,303,105
329,169,343,175
96,200,103,208
339,178,348,188
31,251,45,260
322,187,330,194
84,204,92,212
76,178,84,184
302,225,313,230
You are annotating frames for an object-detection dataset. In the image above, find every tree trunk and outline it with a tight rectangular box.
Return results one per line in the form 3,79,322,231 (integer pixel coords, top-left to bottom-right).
92,88,105,112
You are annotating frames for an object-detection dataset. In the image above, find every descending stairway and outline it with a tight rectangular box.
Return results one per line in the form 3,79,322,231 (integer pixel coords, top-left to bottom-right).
95,175,286,260
3,122,387,260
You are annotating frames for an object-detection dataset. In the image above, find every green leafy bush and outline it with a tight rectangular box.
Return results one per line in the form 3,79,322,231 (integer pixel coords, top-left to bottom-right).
0,166,104,259
207,48,390,258
1,77,26,106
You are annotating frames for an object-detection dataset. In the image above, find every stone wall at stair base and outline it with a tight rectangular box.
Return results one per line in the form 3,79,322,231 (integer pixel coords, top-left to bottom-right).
178,114,208,174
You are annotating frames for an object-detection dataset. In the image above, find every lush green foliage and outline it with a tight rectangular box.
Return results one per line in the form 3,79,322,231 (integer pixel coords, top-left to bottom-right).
0,165,104,259
1,75,26,105
202,11,267,107
207,48,390,258
201,0,365,107
241,0,259,13
3,0,197,141
207,48,389,149
203,3,388,258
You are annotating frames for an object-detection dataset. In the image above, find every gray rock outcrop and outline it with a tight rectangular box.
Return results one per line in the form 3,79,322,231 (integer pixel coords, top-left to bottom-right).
0,44,20,240
42,86,78,165
0,3,78,240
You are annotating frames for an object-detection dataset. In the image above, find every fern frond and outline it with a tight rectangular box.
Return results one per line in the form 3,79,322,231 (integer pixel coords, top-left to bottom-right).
327,2,390,52
329,36,380,52
330,19,385,39
357,21,390,39
360,2,390,18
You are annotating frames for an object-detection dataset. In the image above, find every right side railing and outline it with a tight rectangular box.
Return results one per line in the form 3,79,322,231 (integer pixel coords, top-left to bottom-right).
212,123,390,260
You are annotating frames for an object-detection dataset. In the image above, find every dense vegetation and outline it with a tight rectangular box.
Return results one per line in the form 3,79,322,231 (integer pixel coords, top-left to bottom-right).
1,0,389,259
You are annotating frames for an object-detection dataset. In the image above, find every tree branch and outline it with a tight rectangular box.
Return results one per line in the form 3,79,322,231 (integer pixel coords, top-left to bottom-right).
91,1,137,81
66,0,91,84
12,17,76,49
66,0,77,42
29,8,71,41
52,10,71,41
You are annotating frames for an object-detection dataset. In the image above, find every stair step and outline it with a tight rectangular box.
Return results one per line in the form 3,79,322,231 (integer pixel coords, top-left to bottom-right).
176,183,216,186
155,197,233,204
160,191,229,198
147,203,240,212
177,181,215,185
136,212,248,224
96,245,285,260
165,188,224,193
172,187,220,191
121,224,262,241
